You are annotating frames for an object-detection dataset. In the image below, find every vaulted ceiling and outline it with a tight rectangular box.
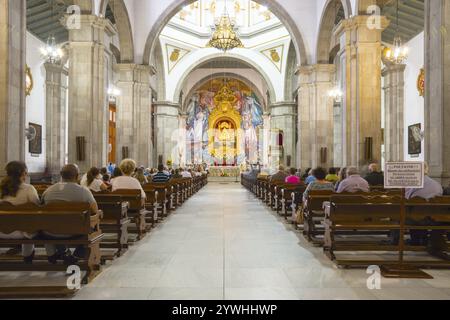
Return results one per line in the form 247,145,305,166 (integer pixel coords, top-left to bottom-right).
381,0,425,44
26,0,115,44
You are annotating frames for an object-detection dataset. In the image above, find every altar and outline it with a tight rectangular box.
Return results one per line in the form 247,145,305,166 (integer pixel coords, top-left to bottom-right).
208,166,241,182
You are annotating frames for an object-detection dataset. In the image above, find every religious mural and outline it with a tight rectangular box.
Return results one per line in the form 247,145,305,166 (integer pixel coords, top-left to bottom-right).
186,78,264,165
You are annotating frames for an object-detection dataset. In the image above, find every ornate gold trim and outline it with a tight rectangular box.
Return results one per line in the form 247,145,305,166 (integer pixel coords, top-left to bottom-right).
417,67,425,97
25,65,33,96
260,44,284,72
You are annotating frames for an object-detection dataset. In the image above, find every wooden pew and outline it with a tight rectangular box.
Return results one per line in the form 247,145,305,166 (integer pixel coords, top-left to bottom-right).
323,195,450,268
303,190,335,242
145,183,170,218
0,202,103,288
93,190,149,241
303,189,402,244
95,201,131,262
280,184,306,219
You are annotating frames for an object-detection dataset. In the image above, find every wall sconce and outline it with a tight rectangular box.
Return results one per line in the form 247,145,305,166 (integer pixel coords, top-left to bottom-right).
328,87,343,103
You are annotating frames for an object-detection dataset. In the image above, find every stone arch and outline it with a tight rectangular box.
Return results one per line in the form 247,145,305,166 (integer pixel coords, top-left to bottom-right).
284,41,298,101
316,0,352,64
182,73,268,114
143,0,308,67
173,54,277,106
153,40,166,101
99,0,134,62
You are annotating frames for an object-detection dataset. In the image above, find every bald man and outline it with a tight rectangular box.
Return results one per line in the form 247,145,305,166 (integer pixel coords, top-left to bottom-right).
41,164,99,264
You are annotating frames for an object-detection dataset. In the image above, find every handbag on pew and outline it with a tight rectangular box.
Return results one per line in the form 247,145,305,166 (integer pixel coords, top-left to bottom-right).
293,204,305,225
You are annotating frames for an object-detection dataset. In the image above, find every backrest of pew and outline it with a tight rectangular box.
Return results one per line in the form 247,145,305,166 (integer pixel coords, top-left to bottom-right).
93,190,143,211
328,195,402,224
406,197,450,222
0,202,96,236
307,190,335,211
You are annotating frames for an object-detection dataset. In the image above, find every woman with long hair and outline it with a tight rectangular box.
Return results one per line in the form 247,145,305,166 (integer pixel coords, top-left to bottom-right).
82,167,108,192
0,161,40,263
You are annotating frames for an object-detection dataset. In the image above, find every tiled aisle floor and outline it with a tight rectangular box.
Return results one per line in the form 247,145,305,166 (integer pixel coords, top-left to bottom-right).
71,183,450,300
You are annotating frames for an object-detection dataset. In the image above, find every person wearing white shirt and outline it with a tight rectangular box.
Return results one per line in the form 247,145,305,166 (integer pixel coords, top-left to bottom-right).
111,159,146,205
0,161,40,263
81,167,108,193
181,169,192,178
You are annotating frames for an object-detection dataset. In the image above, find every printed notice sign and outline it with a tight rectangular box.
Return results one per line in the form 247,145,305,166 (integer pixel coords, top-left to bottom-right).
384,162,424,189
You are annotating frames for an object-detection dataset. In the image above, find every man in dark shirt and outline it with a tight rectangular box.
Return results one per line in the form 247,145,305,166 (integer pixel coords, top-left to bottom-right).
364,163,384,186
152,164,171,183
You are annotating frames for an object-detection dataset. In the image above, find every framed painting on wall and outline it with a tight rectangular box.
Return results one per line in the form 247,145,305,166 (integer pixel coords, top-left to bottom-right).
28,123,42,155
408,123,422,156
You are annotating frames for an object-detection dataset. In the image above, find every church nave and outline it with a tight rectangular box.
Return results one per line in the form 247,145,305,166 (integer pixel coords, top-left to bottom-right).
70,183,450,300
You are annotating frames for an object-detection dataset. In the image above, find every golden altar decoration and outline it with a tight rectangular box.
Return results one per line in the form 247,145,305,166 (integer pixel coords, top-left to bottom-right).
417,68,425,97
208,84,242,159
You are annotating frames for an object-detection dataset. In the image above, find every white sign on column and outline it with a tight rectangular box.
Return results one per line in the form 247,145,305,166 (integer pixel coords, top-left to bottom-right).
384,162,425,189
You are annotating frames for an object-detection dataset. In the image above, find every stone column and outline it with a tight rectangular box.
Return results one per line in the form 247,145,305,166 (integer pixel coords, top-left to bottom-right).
262,113,271,168
382,63,405,162
116,64,153,167
45,62,68,175
424,0,450,184
0,0,26,170
67,15,115,172
178,113,188,167
270,102,297,168
335,16,388,168
154,102,180,166
297,64,335,170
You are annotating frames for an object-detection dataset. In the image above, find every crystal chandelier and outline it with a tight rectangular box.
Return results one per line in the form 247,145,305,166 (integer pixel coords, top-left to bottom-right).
207,1,243,52
383,0,408,64
40,34,63,64
40,0,63,64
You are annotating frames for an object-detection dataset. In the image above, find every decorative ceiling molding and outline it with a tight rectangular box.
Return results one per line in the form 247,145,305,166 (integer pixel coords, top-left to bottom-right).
165,44,191,73
260,44,284,72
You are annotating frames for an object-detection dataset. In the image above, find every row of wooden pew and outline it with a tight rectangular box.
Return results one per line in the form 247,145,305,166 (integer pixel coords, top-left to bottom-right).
0,175,208,298
241,174,450,269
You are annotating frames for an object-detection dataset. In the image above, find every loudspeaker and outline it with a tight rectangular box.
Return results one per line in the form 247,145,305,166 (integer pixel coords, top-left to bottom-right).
286,155,292,167
158,155,163,166
76,137,86,162
122,146,129,159
320,147,328,164
364,137,373,161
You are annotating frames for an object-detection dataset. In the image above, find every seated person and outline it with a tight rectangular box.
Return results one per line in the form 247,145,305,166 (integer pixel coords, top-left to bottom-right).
0,161,39,263
111,159,146,206
302,167,335,203
82,167,108,192
102,173,111,187
269,165,289,183
181,168,192,178
111,167,123,179
364,163,384,186
325,167,340,184
404,163,446,247
172,169,183,179
42,164,99,264
304,169,317,185
285,168,302,185
152,164,171,183
335,167,347,191
133,167,148,185
336,167,370,193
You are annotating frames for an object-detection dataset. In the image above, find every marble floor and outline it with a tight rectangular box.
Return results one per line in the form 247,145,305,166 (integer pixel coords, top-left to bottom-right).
3,182,450,300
